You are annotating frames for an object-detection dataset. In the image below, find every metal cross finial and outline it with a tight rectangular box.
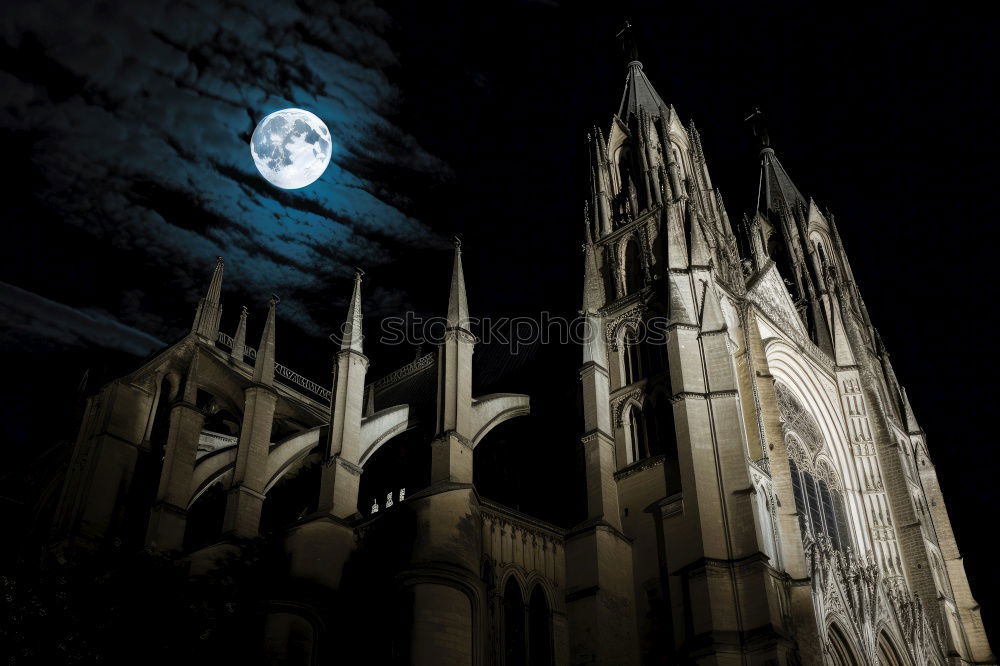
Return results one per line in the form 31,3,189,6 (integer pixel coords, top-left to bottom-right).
269,293,281,306
354,267,365,281
616,18,639,63
453,235,462,253
744,106,770,148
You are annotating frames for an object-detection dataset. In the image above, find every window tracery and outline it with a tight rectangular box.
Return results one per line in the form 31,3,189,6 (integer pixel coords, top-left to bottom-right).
777,382,851,551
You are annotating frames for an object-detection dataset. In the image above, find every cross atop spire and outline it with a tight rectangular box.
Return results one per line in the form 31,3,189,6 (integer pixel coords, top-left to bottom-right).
616,20,666,120
745,106,771,150
616,18,639,63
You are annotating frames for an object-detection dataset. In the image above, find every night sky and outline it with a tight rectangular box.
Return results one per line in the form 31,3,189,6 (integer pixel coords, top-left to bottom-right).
1,0,996,641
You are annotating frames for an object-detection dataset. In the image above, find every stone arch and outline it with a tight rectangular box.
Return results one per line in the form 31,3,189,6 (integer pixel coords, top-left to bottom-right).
814,456,843,491
877,628,910,666
826,619,864,666
260,458,322,533
528,583,553,666
608,314,643,388
503,575,527,666
623,401,648,465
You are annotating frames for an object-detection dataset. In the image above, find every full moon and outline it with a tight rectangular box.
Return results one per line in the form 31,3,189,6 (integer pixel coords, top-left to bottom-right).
250,108,332,189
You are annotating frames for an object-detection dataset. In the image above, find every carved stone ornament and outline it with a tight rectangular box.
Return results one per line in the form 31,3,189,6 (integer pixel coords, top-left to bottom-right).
613,389,644,427
775,381,825,456
606,305,647,350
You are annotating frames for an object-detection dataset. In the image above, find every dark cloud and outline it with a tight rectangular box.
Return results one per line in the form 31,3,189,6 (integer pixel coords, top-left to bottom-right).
0,0,447,337
0,282,165,356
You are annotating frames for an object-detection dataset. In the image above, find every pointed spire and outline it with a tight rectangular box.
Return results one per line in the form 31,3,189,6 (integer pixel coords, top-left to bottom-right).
192,256,224,339
252,295,277,386
619,60,667,120
748,115,805,216
829,296,857,367
688,122,704,162
688,210,713,267
231,305,248,363
901,388,922,434
447,237,470,330
341,269,365,353
616,22,666,120
699,279,727,333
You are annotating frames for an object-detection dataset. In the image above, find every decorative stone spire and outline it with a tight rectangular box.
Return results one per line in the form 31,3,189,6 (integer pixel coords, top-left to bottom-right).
252,295,277,386
341,269,365,353
447,237,470,331
901,388,922,434
230,305,248,363
192,256,224,339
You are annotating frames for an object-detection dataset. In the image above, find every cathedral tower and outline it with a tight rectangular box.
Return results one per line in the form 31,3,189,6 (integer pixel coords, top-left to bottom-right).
574,25,993,664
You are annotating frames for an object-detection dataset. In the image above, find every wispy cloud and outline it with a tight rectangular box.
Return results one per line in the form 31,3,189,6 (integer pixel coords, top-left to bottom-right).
0,282,166,356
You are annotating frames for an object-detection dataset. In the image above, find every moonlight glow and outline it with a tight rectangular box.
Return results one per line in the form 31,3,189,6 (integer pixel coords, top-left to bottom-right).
250,108,332,189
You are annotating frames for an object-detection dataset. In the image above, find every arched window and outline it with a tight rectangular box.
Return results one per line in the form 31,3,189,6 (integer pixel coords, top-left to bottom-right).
828,623,860,666
623,237,644,295
777,383,851,550
819,480,842,550
817,242,829,269
615,146,638,221
877,631,906,666
528,586,552,666
622,329,642,385
786,459,850,550
628,406,649,463
504,578,526,666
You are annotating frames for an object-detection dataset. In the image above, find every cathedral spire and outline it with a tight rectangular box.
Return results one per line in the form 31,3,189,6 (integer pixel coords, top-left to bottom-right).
230,305,248,363
192,256,224,339
616,21,666,120
447,237,470,331
341,269,364,353
746,109,805,216
252,295,277,386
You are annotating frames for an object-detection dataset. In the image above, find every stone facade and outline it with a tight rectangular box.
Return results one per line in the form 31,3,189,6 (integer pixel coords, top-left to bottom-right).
48,52,993,665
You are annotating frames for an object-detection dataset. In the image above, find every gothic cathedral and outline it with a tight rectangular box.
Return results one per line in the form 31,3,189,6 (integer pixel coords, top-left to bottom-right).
48,47,993,665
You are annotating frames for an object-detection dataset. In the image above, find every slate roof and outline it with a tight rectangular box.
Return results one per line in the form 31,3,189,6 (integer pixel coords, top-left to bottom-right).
759,147,806,214
618,60,666,119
